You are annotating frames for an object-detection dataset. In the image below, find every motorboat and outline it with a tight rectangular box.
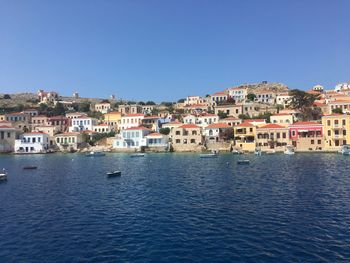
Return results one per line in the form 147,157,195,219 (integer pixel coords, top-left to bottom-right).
232,149,243,154
200,153,218,158
340,145,350,155
237,160,250,165
130,153,145,157
86,151,106,157
254,148,262,156
265,150,276,154
107,171,121,177
284,145,295,155
23,166,37,170
0,168,7,181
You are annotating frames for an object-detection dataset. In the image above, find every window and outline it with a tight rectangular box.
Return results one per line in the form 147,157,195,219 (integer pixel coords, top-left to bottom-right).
176,139,180,143
292,131,296,136
318,140,321,144
343,130,347,136
183,139,187,144
7,132,10,138
176,131,180,135
192,130,197,135
311,140,314,144
335,120,339,125
282,132,286,139
190,139,196,143
342,119,346,126
327,120,330,126
328,130,331,136
277,133,280,139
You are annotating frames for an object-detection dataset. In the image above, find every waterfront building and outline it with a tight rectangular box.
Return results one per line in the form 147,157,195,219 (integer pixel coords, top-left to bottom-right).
113,126,150,149
254,90,276,104
5,112,30,132
145,132,169,150
0,125,16,153
142,116,161,131
34,126,58,146
289,122,324,151
69,116,98,132
322,114,350,151
14,132,49,153
94,102,111,114
118,104,143,115
103,111,122,129
119,114,145,131
256,124,290,151
55,132,84,152
183,113,218,128
204,123,233,143
270,114,294,126
47,116,69,133
233,122,256,151
170,124,203,152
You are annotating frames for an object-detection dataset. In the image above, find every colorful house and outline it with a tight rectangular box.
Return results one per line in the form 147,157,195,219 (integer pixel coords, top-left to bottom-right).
113,126,150,149
256,124,290,151
69,116,98,132
145,133,169,150
204,123,233,143
170,124,203,152
322,114,350,151
119,114,144,131
289,122,324,151
233,122,256,151
14,132,49,154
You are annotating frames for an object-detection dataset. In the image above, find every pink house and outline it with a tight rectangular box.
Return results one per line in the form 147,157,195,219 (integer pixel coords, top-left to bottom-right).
289,122,324,151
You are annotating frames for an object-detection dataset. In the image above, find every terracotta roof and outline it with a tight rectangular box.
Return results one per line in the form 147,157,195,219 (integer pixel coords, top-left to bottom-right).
259,124,286,129
0,125,14,129
124,126,150,131
271,113,292,116
179,124,200,129
123,114,145,117
290,121,322,126
211,91,227,96
55,132,81,136
245,119,266,123
329,100,350,104
23,132,48,135
205,123,231,129
236,122,254,127
162,121,182,126
199,113,217,117
222,117,240,120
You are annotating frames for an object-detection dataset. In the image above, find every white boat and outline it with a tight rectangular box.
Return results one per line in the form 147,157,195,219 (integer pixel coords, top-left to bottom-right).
284,145,295,155
200,153,218,158
86,151,106,157
340,145,350,155
0,168,7,182
130,153,145,157
265,150,276,154
232,149,243,155
254,148,262,156
107,171,121,177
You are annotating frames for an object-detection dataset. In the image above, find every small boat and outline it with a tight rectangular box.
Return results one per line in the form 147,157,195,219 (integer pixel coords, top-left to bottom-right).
284,145,295,155
265,150,276,154
107,171,121,177
340,145,350,155
86,151,106,157
200,153,218,158
254,148,262,156
130,153,145,157
23,166,37,170
0,168,7,181
237,160,250,165
232,149,243,155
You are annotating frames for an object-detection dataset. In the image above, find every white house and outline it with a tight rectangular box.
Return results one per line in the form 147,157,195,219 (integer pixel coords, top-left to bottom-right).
93,124,112,133
183,113,219,128
69,117,98,132
94,102,111,114
14,132,49,153
227,87,247,102
145,133,169,148
204,123,232,142
119,114,145,131
113,126,150,149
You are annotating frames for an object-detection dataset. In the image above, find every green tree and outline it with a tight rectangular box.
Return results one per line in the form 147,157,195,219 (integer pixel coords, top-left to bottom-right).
289,89,320,121
159,127,170,135
146,101,156,105
238,114,251,119
217,111,228,119
52,102,66,116
247,93,256,101
332,108,343,114
78,101,91,112
177,98,185,103
3,94,11,99
138,101,146,105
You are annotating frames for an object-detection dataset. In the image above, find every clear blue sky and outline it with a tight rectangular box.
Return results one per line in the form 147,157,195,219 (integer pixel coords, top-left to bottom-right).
1,0,349,102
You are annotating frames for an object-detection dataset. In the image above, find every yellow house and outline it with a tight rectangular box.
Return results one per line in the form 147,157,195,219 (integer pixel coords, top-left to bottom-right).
270,113,294,127
103,111,122,129
233,122,256,151
322,114,350,151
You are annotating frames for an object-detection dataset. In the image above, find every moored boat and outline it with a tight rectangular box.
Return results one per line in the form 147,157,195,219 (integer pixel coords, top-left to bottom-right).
130,153,145,157
254,148,262,156
0,168,8,181
86,151,106,157
284,145,295,155
237,160,250,165
232,149,243,154
23,166,37,170
200,153,218,158
340,145,350,155
107,171,121,177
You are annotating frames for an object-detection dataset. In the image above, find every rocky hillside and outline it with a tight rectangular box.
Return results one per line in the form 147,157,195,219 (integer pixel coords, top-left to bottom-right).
234,82,289,93
0,93,38,108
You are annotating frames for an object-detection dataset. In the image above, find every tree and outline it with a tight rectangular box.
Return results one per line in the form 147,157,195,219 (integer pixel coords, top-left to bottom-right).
238,114,250,119
332,108,343,114
247,93,256,101
78,101,91,112
138,101,145,105
161,102,173,107
217,111,228,119
146,101,156,105
177,98,185,103
159,127,170,135
289,89,320,121
3,94,11,99
276,104,284,113
52,102,66,116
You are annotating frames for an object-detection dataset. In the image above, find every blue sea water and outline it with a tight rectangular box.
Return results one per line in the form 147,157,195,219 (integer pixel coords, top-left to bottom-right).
0,153,350,262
